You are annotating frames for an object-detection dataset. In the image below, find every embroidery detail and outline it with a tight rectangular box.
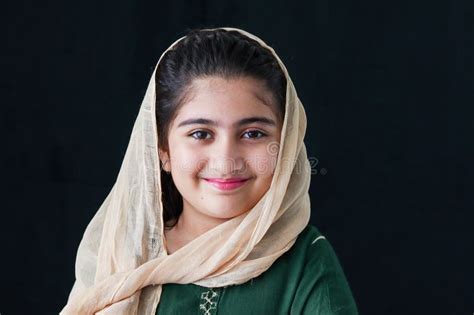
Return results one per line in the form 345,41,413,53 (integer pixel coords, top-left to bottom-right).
199,288,219,315
311,235,326,245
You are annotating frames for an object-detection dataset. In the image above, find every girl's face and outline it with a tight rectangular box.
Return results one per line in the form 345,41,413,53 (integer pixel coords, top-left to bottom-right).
160,76,283,223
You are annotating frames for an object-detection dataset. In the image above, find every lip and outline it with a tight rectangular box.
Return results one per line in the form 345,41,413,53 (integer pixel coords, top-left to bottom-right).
203,177,250,191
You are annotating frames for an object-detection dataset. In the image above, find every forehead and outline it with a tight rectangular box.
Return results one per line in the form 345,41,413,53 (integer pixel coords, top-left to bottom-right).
174,76,280,124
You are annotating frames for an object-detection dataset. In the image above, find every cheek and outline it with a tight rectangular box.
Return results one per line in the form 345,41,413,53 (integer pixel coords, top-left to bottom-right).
169,143,206,177
252,146,278,177
246,148,279,177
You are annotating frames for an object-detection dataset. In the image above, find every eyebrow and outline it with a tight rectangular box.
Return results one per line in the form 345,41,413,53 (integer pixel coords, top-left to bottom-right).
177,116,277,128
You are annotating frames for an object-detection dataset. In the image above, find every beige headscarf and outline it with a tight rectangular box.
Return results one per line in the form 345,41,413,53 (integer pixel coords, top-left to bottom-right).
60,27,311,314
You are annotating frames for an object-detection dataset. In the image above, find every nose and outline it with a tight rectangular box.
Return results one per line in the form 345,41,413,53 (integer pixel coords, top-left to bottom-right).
208,136,245,175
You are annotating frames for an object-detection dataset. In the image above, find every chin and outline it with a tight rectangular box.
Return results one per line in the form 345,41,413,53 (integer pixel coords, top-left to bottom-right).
204,206,249,220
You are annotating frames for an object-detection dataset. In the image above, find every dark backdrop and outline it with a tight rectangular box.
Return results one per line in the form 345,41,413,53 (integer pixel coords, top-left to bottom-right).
2,0,473,314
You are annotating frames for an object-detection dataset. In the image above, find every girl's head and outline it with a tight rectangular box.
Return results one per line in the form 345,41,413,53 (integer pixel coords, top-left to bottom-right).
156,28,287,228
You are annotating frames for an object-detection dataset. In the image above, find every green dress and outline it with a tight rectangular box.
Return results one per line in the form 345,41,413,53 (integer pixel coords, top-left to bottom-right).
156,224,358,314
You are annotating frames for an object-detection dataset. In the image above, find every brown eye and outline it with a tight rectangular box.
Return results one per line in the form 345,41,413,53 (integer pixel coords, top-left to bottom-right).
190,130,212,141
242,130,267,139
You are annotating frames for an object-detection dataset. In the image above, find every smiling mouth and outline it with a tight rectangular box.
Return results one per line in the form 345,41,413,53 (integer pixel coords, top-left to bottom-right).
203,178,250,191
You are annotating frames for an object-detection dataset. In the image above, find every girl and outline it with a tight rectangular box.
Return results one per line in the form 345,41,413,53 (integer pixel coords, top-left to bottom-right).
61,27,358,314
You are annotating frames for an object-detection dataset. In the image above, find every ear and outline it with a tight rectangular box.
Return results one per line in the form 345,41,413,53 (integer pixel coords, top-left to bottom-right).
158,148,171,173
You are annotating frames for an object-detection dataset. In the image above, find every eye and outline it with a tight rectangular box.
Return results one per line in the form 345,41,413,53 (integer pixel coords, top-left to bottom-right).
189,130,212,141
242,130,267,139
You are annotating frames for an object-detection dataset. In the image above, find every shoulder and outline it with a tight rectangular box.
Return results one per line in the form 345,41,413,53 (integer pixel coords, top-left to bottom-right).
286,223,331,264
291,224,349,270
295,223,325,247
289,223,359,314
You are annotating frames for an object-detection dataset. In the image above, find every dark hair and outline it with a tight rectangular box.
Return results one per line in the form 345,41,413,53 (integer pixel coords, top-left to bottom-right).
155,28,287,228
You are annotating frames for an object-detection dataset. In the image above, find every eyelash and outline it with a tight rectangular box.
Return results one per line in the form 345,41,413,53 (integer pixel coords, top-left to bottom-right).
188,129,268,141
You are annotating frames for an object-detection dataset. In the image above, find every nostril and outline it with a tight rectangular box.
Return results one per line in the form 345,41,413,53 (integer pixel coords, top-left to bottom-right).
208,156,245,174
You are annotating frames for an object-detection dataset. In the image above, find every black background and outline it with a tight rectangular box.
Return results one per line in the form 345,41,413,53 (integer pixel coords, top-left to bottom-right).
2,0,473,314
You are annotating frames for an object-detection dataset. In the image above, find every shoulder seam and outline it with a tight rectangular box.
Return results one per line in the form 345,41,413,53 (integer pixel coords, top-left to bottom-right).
311,235,326,245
